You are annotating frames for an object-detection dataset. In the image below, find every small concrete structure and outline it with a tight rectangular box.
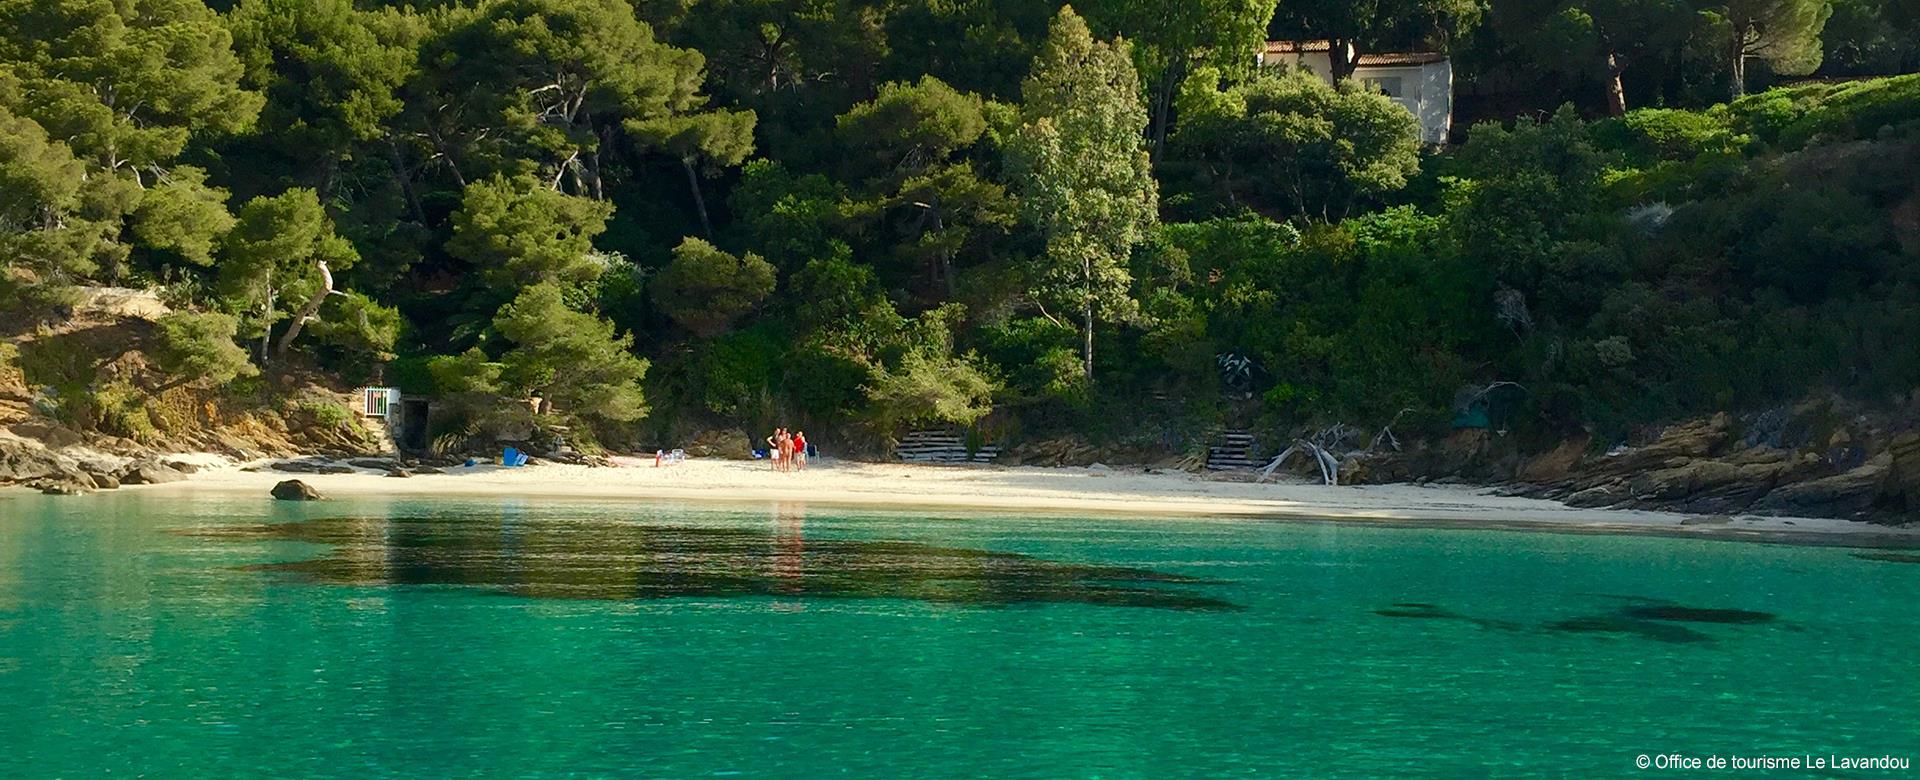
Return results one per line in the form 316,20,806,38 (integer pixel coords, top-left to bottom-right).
1259,40,1454,146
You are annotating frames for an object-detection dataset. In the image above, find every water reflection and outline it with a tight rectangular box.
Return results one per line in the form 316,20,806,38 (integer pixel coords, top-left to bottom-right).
183,513,1235,611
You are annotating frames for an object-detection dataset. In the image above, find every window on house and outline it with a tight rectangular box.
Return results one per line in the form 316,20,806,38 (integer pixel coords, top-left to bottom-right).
1362,76,1404,98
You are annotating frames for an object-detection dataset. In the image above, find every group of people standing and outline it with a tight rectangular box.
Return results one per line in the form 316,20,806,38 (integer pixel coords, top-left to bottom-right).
767,428,809,473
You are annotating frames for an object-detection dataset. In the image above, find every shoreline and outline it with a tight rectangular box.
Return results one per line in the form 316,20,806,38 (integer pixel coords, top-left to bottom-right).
40,456,1918,549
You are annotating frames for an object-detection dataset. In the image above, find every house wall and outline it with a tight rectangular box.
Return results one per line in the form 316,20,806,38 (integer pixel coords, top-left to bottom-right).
1257,51,1335,81
1351,62,1453,146
1257,51,1454,146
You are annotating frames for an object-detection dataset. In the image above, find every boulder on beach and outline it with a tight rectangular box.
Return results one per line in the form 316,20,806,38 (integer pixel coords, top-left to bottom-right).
87,472,120,490
271,479,324,501
120,461,184,485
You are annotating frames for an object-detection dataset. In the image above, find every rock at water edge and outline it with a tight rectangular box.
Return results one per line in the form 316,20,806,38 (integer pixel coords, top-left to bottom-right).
271,479,324,501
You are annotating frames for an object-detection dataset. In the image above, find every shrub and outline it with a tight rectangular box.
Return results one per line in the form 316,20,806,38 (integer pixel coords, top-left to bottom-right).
294,397,353,430
863,350,998,429
152,311,257,387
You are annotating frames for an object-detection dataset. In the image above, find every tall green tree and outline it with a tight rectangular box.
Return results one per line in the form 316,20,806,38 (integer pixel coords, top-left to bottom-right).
226,0,418,188
1004,7,1158,380
217,189,360,358
836,77,1013,301
1707,0,1833,97
423,0,708,196
1080,0,1276,161
447,175,614,288
0,0,258,291
495,282,650,427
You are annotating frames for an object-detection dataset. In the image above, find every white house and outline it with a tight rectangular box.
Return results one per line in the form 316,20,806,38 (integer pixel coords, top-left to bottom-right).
1258,40,1454,146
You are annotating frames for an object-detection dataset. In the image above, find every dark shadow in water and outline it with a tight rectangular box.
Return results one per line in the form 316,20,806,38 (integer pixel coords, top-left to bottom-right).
1620,605,1774,624
1853,552,1920,564
1376,596,1778,644
183,514,1237,611
1370,603,1525,632
1543,615,1716,644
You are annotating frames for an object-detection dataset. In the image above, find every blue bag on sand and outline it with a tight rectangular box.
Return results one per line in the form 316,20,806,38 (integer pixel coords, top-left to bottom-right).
502,447,529,467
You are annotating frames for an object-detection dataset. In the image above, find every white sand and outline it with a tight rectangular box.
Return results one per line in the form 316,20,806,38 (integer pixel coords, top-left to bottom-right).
119,456,1920,545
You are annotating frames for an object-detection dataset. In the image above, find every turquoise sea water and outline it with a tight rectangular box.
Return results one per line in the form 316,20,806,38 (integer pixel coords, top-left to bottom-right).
1,492,1916,777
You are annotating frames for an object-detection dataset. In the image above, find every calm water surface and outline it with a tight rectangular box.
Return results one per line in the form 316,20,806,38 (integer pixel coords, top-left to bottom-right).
1,492,1916,777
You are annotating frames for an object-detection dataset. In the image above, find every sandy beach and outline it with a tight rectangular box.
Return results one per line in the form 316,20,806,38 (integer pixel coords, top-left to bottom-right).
114,455,1920,547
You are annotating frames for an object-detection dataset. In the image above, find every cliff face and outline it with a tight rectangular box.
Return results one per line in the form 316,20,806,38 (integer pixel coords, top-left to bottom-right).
1347,396,1920,524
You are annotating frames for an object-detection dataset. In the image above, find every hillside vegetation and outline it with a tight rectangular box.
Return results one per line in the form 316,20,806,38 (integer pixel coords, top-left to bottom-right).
0,0,1916,512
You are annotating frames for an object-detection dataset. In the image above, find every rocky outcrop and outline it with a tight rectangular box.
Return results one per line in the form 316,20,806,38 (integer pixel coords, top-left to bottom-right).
270,479,324,501
1353,398,1919,524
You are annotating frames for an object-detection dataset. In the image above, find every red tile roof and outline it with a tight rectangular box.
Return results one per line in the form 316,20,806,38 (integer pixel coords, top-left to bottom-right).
1356,51,1448,66
1263,40,1448,66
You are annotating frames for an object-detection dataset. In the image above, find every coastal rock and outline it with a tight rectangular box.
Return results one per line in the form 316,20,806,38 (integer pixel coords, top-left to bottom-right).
87,471,120,490
1565,484,1626,508
385,469,411,478
1515,436,1590,483
270,459,355,475
165,460,202,474
9,421,84,449
270,479,324,501
120,461,184,485
1754,452,1892,516
411,466,443,475
1880,432,1920,515
0,437,63,482
349,458,399,470
36,480,89,495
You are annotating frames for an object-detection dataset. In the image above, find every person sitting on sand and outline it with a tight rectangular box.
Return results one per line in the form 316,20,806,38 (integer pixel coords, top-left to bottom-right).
792,430,808,470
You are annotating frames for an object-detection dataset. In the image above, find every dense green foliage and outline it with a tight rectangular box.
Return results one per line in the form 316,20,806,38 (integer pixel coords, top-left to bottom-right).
1,0,1916,453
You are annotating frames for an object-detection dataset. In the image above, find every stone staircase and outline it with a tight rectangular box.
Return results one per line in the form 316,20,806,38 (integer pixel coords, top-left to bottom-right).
1206,430,1259,471
896,430,998,464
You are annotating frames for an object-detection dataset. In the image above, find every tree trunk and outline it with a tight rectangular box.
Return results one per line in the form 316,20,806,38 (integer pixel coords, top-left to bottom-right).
1081,256,1095,380
274,261,334,355
1328,37,1359,82
426,123,466,187
1148,60,1185,165
1604,51,1629,116
1081,298,1094,380
387,140,427,224
258,282,275,365
682,158,713,237
1730,30,1749,99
